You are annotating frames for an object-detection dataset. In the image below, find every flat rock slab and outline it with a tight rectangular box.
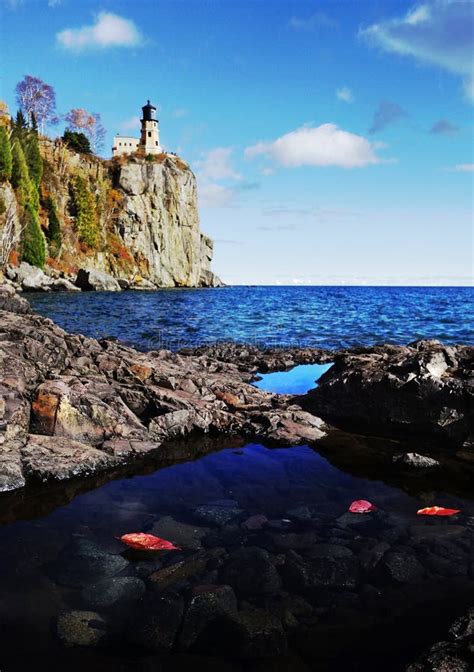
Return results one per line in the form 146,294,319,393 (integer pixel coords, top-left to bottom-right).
22,435,120,482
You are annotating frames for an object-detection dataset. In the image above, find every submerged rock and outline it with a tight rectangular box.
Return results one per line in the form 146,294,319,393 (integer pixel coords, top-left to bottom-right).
80,576,145,610
50,538,129,588
57,610,108,647
219,547,282,596
126,592,184,651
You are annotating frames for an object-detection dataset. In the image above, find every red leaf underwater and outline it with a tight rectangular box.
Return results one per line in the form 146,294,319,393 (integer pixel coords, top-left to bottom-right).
117,533,181,551
349,500,377,514
417,506,461,517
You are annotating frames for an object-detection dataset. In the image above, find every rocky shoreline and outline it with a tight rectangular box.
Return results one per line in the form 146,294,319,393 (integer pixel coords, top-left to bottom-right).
1,284,474,671
0,284,472,493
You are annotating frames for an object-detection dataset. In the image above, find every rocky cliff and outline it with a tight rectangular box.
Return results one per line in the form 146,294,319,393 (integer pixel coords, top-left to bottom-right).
0,139,221,289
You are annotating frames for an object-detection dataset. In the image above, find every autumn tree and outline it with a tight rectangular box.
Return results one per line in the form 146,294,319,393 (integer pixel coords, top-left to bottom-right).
62,129,92,154
0,101,11,128
65,108,106,153
15,75,56,133
0,127,12,182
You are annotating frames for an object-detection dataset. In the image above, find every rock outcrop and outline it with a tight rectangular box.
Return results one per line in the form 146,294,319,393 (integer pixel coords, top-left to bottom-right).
303,340,473,448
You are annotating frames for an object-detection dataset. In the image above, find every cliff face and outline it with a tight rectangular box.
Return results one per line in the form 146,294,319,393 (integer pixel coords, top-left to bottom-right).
112,159,216,287
0,139,221,288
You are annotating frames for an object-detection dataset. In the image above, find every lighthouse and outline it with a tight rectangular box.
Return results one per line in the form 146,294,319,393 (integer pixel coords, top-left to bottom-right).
112,100,162,157
140,100,161,154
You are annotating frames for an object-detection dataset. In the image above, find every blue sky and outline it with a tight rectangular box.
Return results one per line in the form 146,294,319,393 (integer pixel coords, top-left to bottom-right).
1,0,473,285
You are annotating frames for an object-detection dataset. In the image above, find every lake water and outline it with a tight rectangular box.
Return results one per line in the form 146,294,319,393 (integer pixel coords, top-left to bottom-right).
253,363,333,394
27,285,473,351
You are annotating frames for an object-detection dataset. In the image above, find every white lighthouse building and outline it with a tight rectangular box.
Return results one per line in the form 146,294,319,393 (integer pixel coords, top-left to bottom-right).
112,100,162,158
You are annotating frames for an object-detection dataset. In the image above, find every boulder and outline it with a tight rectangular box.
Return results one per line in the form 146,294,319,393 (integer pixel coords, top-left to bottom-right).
126,592,184,651
304,340,474,447
50,538,129,588
393,452,440,468
76,268,122,292
81,577,145,610
14,262,52,291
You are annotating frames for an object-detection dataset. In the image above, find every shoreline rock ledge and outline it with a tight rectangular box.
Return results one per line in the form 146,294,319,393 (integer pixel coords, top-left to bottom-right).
0,285,325,493
0,285,472,493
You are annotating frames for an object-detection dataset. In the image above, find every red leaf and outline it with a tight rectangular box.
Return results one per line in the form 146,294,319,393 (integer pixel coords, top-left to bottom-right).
117,533,181,551
417,506,460,517
349,499,377,514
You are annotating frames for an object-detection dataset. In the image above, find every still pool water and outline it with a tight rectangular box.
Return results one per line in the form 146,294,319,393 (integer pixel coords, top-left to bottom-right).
0,437,473,671
253,363,333,394
27,285,474,351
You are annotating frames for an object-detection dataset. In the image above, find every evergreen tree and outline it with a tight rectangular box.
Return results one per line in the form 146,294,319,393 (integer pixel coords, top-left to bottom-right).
12,110,28,145
46,196,61,256
30,112,38,133
22,200,46,268
62,129,92,154
0,127,12,182
71,175,99,248
11,140,31,206
24,131,43,188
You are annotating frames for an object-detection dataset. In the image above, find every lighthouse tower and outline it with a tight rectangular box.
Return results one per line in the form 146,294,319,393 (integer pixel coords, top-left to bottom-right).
140,100,161,154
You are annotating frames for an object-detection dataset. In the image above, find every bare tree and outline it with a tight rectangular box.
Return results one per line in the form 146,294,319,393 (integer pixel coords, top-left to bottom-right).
65,108,106,153
0,202,23,269
15,75,57,134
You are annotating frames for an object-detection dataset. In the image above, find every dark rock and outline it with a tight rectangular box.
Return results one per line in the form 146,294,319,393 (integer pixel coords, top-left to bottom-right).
80,576,146,609
193,504,243,527
50,538,129,588
126,592,184,651
56,610,108,647
226,609,287,659
149,549,225,591
242,514,269,531
282,549,360,593
219,547,282,595
381,550,424,583
149,516,211,551
406,641,472,671
179,584,238,649
304,340,474,447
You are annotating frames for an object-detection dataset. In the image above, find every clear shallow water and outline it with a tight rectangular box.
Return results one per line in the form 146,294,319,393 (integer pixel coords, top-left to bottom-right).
27,285,473,351
253,363,333,394
0,440,473,671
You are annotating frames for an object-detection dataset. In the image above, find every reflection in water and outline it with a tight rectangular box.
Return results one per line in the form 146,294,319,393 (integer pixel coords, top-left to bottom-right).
253,363,333,394
0,437,473,671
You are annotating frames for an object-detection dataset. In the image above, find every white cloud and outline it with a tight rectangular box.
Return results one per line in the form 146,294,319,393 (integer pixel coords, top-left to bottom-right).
245,123,385,169
119,115,140,131
57,12,143,51
360,0,474,102
452,163,474,172
261,167,275,176
196,147,242,208
196,147,242,181
336,86,354,103
198,180,235,208
48,0,62,7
